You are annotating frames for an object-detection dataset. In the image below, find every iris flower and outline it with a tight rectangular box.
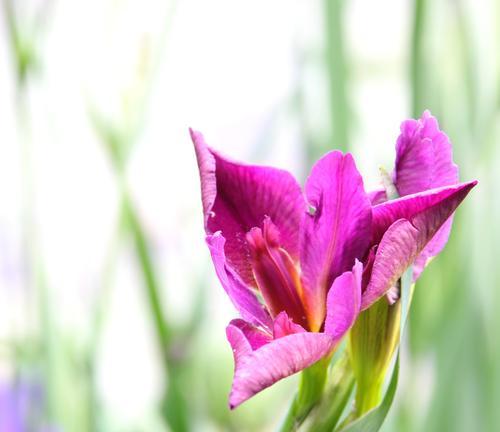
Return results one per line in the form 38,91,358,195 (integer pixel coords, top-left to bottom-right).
190,117,475,409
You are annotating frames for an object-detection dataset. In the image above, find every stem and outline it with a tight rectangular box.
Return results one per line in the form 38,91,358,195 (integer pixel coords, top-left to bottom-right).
323,0,350,154
305,353,355,432
280,356,330,431
410,0,426,118
122,189,171,360
87,213,125,432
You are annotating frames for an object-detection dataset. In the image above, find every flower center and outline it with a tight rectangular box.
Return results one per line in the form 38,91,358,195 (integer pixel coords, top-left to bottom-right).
246,217,308,329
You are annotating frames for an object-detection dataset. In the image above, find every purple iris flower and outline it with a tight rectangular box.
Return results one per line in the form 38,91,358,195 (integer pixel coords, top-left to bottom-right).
190,116,475,408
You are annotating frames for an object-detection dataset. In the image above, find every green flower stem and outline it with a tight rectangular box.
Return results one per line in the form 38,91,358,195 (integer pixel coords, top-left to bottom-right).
349,299,401,419
305,353,355,432
280,356,331,431
410,0,426,117
121,185,171,360
324,0,350,154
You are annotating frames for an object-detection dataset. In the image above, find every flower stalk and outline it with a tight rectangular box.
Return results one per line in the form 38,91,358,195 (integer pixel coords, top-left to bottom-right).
280,356,330,431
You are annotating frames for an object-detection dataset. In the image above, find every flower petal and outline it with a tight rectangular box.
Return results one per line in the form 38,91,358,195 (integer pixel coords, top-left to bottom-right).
273,311,306,339
300,151,371,331
368,188,388,205
226,324,335,408
227,319,273,352
191,129,306,286
412,217,452,280
324,260,362,339
362,181,476,309
394,110,458,196
361,219,419,309
392,111,460,279
206,233,272,328
371,181,477,245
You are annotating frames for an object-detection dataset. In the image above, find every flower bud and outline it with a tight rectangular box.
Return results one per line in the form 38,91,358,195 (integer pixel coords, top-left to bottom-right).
348,294,401,415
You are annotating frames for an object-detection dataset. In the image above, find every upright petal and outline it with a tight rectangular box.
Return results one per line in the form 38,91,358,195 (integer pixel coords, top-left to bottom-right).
226,323,335,408
324,260,362,339
246,217,307,328
393,110,458,196
300,151,371,331
362,180,477,309
392,111,460,279
206,233,272,328
191,129,306,286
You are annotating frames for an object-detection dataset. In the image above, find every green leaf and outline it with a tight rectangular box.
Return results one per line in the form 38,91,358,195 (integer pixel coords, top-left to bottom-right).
337,356,399,432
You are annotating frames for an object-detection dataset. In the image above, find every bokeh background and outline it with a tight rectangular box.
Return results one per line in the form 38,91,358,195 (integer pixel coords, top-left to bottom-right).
0,0,498,431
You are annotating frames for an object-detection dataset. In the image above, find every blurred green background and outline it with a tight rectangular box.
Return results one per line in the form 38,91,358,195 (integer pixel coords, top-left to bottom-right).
0,0,498,431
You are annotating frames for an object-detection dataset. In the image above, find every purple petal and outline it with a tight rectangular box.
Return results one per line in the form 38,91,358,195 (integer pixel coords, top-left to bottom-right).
228,319,272,351
362,181,477,309
368,188,388,205
412,217,452,280
206,233,272,328
392,111,460,278
191,129,306,286
273,311,306,339
361,219,419,309
394,111,459,197
226,324,335,408
324,260,362,339
371,181,477,245
300,151,371,331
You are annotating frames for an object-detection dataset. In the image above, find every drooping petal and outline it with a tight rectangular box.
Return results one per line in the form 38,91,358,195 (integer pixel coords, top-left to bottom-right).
362,180,477,309
206,233,272,328
394,110,459,196
371,181,477,245
191,129,306,286
324,260,362,339
226,323,335,409
300,151,371,331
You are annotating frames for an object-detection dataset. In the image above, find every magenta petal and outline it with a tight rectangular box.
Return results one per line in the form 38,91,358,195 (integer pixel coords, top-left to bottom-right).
227,319,273,351
206,233,272,328
191,129,306,286
368,188,388,205
362,181,477,309
392,111,460,278
361,219,419,309
324,260,362,339
412,217,452,280
273,311,306,339
300,151,371,331
226,324,335,408
371,181,477,245
394,111,459,196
